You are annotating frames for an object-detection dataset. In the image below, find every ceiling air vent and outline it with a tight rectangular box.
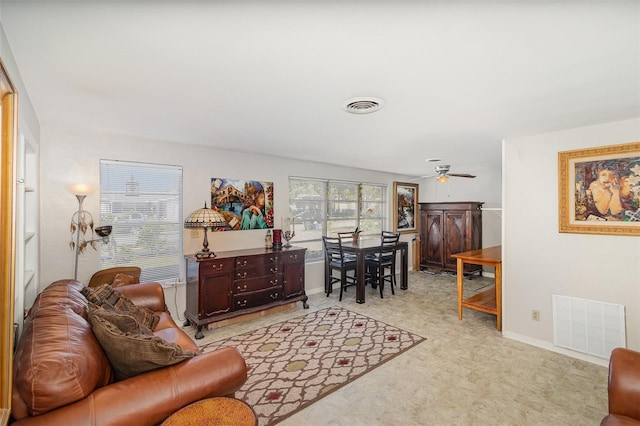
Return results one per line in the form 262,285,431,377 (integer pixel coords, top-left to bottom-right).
341,97,385,114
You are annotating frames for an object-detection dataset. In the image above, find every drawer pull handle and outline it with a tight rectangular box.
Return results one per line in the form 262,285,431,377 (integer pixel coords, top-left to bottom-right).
269,256,279,263
237,272,247,279
238,260,247,267
270,279,279,286
237,284,247,292
270,293,279,300
212,263,224,271
270,267,278,274
237,300,247,307
289,254,298,260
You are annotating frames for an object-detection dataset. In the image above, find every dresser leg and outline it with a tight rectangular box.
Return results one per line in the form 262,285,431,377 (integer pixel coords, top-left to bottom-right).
195,326,205,340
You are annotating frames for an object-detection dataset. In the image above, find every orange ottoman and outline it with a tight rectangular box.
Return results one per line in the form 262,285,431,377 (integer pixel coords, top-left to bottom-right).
162,397,257,426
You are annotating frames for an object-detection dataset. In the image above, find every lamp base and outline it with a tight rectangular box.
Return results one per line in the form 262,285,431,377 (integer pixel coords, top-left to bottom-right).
195,250,216,259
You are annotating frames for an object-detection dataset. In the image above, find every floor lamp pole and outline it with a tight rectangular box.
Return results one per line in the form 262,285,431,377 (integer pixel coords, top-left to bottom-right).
73,194,86,281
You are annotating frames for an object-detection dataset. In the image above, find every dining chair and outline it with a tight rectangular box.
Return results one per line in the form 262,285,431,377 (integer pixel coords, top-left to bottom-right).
365,231,400,298
322,235,357,301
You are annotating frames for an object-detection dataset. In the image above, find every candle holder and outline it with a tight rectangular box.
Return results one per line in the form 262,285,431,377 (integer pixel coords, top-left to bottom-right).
272,229,283,250
283,229,295,248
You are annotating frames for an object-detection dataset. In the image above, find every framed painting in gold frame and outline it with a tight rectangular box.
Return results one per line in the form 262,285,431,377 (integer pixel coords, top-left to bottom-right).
558,141,640,236
393,181,419,234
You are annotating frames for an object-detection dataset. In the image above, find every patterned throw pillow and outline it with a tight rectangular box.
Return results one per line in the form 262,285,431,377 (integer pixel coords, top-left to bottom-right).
88,303,153,336
89,312,197,381
111,273,140,287
81,284,159,330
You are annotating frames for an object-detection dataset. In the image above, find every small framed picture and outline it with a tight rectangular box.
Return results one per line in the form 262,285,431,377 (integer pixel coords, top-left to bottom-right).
558,141,640,236
393,181,419,233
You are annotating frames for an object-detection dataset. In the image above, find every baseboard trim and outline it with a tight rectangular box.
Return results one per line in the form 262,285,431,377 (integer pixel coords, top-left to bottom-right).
502,330,609,367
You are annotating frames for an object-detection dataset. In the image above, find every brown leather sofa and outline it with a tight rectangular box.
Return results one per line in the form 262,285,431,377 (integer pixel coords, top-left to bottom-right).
601,348,640,425
11,279,248,426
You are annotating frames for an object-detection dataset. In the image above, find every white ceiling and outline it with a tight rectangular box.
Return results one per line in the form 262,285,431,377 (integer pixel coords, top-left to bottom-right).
1,1,638,178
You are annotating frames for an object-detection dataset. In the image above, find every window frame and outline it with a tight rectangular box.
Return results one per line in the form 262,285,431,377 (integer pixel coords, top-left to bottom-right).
289,177,387,262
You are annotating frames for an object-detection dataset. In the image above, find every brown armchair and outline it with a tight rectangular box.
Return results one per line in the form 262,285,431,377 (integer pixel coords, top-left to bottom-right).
601,348,640,425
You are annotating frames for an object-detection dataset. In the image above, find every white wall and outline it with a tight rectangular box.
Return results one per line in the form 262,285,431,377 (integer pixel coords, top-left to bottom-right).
503,118,640,364
39,124,503,318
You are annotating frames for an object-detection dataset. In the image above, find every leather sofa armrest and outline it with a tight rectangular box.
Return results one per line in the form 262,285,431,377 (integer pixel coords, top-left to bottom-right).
607,348,640,421
114,281,166,312
11,347,247,426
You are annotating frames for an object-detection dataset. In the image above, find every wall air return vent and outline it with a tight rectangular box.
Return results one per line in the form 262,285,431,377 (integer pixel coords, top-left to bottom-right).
341,97,385,114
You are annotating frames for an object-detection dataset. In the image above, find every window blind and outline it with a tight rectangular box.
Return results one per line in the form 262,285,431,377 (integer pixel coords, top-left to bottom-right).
99,160,183,283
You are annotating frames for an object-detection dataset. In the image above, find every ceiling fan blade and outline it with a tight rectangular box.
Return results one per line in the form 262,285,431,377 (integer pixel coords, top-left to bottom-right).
409,175,436,181
448,173,476,178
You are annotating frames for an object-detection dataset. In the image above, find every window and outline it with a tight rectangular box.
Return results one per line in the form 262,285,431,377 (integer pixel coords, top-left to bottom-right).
100,160,183,283
289,177,387,261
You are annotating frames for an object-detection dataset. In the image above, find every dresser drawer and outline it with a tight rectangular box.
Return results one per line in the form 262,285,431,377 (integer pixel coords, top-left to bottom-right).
234,257,282,279
234,274,283,294
236,254,280,268
234,286,283,310
200,258,235,278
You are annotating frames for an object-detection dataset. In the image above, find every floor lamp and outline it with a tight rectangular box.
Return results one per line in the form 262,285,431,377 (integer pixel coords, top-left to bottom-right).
68,183,112,280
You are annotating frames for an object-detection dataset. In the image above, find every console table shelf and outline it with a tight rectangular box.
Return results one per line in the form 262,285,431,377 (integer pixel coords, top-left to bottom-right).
451,246,502,331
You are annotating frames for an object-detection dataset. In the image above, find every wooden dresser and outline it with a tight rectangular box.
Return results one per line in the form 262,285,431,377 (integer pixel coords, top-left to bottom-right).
185,246,308,339
419,202,483,275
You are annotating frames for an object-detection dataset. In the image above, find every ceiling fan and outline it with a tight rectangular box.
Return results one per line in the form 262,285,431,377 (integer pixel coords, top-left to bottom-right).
414,165,476,183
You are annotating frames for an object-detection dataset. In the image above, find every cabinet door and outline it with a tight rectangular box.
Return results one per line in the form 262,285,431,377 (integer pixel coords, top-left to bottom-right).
421,209,444,269
201,272,233,318
282,251,305,298
443,210,468,270
283,261,305,298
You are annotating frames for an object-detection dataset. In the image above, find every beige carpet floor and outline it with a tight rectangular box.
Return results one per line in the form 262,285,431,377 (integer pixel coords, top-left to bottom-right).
186,271,609,425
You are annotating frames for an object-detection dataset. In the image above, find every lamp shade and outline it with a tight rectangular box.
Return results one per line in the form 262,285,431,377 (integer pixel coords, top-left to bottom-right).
185,202,225,259
184,202,226,229
66,183,94,196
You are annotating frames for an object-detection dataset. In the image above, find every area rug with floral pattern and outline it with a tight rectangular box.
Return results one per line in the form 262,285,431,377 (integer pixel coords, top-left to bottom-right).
200,307,425,425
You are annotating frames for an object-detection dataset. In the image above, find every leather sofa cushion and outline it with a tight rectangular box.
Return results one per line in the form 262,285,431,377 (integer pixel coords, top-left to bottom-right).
89,311,198,381
82,283,159,330
12,280,113,417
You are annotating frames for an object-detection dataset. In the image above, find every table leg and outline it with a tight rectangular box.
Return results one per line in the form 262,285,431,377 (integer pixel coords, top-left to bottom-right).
457,258,464,320
400,245,408,290
495,262,502,331
356,250,366,304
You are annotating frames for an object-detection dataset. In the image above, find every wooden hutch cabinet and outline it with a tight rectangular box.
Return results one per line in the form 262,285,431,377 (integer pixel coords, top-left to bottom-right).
185,246,308,339
419,202,483,275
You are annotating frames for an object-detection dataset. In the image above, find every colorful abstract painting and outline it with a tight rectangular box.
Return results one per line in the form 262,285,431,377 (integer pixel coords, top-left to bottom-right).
211,178,274,231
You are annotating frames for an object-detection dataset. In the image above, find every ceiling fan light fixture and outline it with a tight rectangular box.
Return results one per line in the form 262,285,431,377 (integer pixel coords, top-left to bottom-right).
437,175,449,183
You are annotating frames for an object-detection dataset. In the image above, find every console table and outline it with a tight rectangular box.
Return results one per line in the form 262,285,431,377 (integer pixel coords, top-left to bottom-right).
451,246,502,331
185,246,308,339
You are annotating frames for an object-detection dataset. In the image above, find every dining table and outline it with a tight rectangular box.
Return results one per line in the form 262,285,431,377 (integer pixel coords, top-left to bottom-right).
341,238,409,304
